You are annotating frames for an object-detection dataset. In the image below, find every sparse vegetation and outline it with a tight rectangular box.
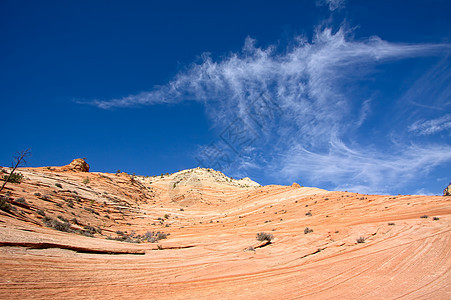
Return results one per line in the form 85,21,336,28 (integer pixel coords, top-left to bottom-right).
388,222,395,226
55,183,63,188
15,197,27,205
256,232,273,242
84,225,100,234
0,196,11,212
83,177,90,185
36,209,45,216
304,227,313,234
111,230,168,243
356,237,365,243
57,215,68,223
43,216,71,232
64,199,74,208
245,246,255,252
420,215,428,219
3,172,23,184
0,149,30,193
40,194,51,201
433,217,440,221
84,207,99,215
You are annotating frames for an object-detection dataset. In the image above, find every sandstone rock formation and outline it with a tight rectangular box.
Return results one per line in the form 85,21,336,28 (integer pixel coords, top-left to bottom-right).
67,158,90,172
0,164,449,299
444,182,451,196
291,182,301,188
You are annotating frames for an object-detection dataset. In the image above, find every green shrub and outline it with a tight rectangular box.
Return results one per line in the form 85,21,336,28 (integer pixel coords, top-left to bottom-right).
3,172,23,184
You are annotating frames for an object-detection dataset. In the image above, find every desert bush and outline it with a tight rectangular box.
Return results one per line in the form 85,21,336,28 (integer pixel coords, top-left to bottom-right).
356,237,365,243
53,220,71,232
256,232,273,242
55,183,62,188
15,197,27,204
144,231,167,243
65,199,74,208
304,227,313,234
36,209,45,216
57,215,68,223
420,215,428,219
43,216,71,232
83,225,98,234
84,207,99,215
83,178,90,185
34,192,41,197
305,211,312,216
433,217,440,221
80,230,94,237
3,172,23,184
388,222,395,226
0,196,11,212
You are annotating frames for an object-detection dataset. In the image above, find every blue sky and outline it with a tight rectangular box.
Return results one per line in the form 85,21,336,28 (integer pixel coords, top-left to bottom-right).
1,0,450,195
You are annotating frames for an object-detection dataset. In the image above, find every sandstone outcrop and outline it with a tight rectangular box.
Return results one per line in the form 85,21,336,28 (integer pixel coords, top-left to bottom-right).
67,158,90,172
0,165,449,299
444,182,451,196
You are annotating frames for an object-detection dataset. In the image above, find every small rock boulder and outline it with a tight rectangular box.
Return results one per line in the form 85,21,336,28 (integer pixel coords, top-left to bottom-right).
68,158,90,172
291,182,301,188
444,182,451,196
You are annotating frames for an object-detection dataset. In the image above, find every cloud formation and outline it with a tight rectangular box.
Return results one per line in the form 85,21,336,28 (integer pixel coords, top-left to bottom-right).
317,0,346,11
91,26,450,194
409,114,451,135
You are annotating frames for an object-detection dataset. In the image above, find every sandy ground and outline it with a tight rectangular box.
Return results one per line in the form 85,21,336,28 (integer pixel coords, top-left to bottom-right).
0,164,449,299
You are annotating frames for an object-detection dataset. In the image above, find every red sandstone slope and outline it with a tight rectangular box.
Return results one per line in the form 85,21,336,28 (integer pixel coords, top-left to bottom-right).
0,160,449,299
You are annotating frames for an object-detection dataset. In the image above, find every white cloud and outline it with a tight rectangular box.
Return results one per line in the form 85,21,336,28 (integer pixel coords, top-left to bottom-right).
89,26,450,194
316,0,346,11
409,114,451,135
277,137,451,194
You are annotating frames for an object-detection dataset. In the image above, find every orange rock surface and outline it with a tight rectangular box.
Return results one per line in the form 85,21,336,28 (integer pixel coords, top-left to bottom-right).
0,162,449,299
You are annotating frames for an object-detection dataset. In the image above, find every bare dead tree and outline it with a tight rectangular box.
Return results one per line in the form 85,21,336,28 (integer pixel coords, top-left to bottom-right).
0,149,31,193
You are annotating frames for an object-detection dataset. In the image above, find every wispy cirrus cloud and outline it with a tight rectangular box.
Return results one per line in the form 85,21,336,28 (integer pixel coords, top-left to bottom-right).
409,114,451,135
316,0,346,11
89,26,450,194
277,137,451,194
